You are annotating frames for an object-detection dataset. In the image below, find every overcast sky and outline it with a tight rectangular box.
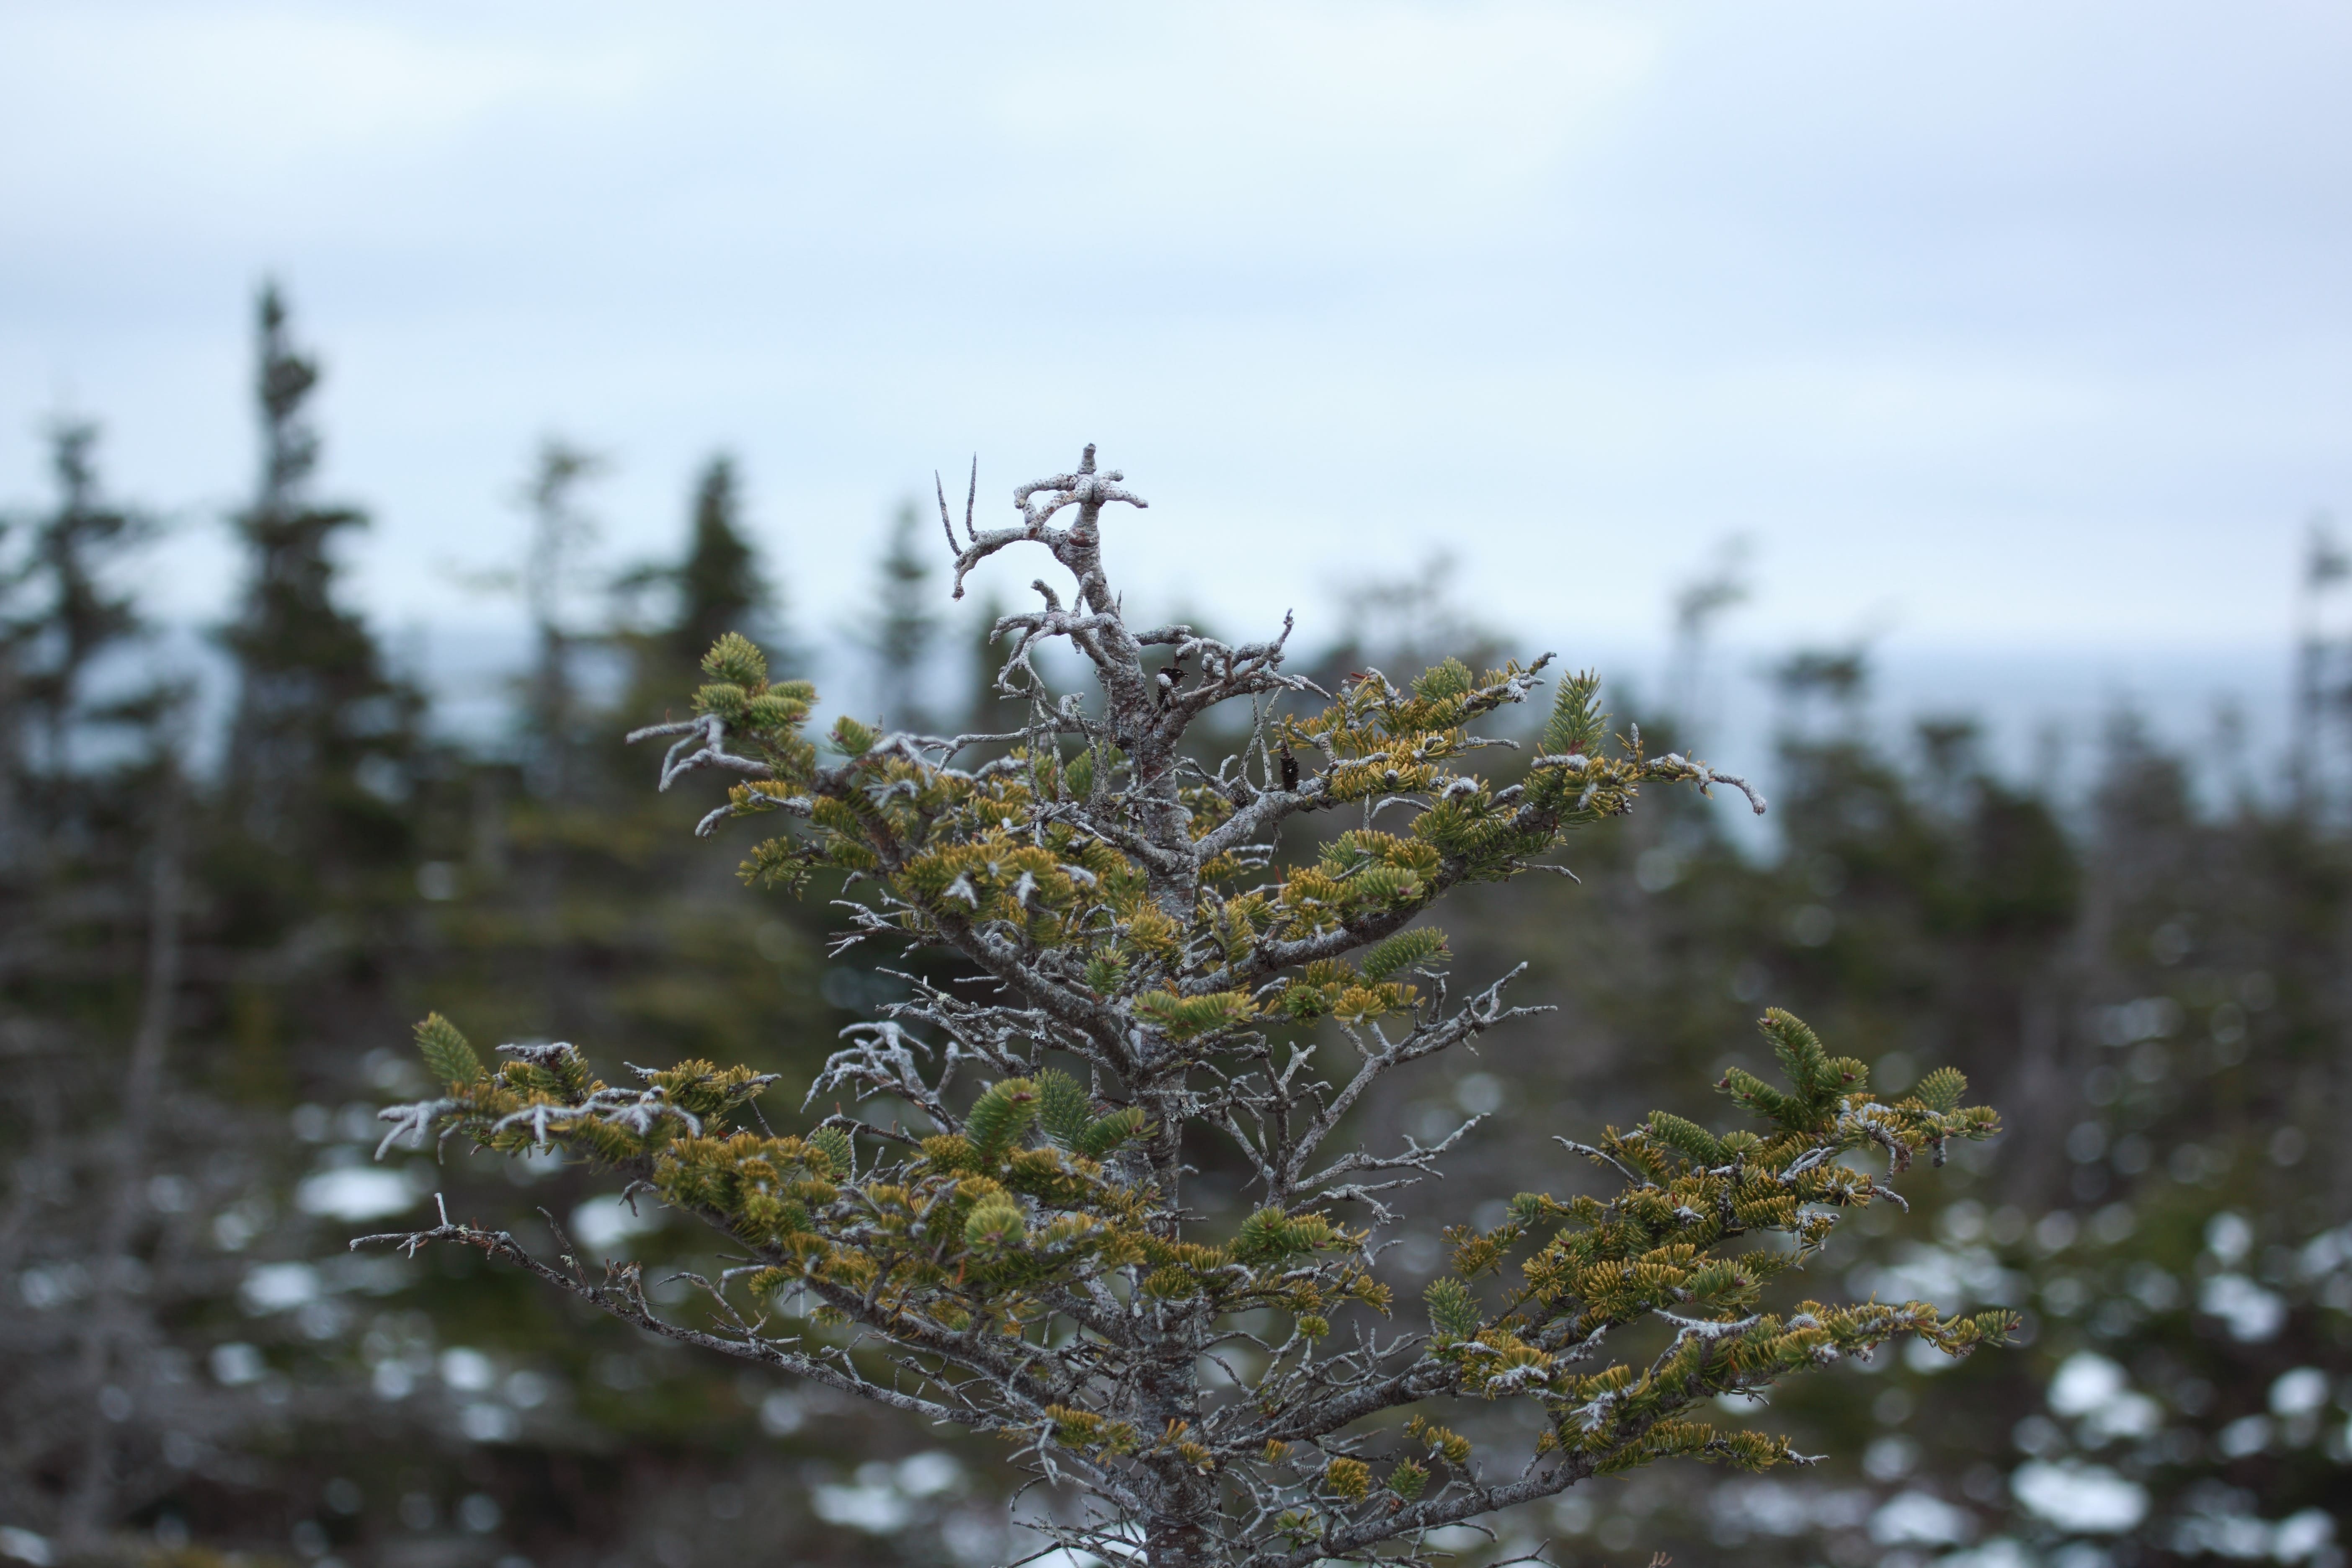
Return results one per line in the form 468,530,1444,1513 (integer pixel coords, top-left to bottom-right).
1,0,2344,666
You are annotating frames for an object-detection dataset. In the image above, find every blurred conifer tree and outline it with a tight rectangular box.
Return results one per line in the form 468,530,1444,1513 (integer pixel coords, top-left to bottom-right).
219,286,423,877
1412,653,2347,1566
663,454,773,677
860,500,938,731
3,318,2343,1568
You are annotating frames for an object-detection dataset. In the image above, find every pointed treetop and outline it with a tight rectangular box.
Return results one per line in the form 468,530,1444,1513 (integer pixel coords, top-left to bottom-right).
669,454,772,670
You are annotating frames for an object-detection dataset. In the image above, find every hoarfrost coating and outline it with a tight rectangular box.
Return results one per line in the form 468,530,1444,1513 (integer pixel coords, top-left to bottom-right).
357,449,2009,1568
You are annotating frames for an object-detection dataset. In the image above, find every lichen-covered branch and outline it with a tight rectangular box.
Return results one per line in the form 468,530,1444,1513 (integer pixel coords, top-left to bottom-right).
372,447,2007,1568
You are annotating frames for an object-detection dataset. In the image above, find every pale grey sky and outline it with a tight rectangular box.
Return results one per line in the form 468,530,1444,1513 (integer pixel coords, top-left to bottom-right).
1,1,2344,661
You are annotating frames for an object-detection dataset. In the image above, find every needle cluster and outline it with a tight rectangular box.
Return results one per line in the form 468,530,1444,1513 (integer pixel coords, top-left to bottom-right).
363,446,2008,1568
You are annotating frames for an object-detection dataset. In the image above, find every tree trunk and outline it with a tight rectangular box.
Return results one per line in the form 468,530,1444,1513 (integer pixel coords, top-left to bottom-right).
60,769,182,1549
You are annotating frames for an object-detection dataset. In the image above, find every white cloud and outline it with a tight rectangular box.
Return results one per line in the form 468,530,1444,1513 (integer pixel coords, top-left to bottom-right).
986,3,1656,222
0,0,2344,664
0,5,645,230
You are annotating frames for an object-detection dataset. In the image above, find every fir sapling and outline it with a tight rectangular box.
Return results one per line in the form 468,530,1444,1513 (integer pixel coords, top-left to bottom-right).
362,446,2010,1568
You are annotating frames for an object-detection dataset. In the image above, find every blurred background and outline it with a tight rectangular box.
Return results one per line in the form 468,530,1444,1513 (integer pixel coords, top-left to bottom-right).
1,3,2347,1567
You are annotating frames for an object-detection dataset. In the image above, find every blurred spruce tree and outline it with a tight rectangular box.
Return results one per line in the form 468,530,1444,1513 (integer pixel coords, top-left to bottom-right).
219,286,424,877
368,445,891,1568
415,446,827,1072
3,320,2343,1566
959,589,1014,732
0,422,232,1555
209,285,430,1109
1408,653,2347,1567
859,500,939,732
515,438,606,803
662,454,774,678
11,420,152,784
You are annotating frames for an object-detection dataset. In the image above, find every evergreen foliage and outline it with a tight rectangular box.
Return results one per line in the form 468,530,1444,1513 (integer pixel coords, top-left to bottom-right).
220,285,420,857
8,421,154,773
861,499,941,731
5,312,2344,1568
515,437,604,798
369,447,2005,1567
667,455,771,673
0,419,230,1557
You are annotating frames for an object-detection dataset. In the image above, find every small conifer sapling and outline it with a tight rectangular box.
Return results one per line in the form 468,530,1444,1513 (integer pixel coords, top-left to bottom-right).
364,447,2010,1568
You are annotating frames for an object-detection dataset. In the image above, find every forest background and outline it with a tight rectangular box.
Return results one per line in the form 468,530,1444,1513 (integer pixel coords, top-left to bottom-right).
3,5,2350,1568
0,285,2344,1568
